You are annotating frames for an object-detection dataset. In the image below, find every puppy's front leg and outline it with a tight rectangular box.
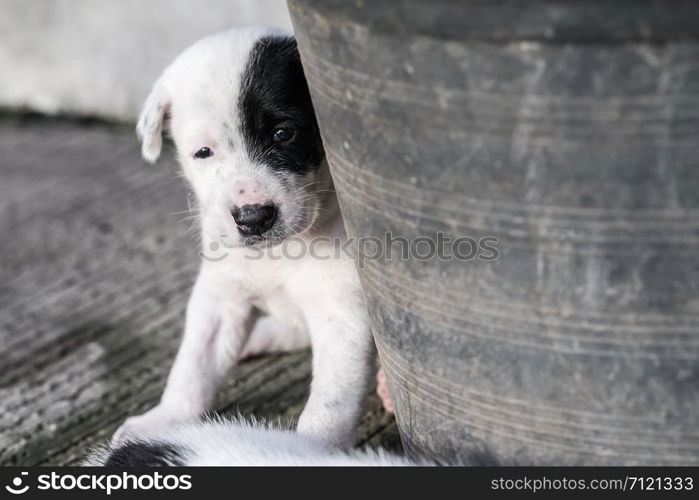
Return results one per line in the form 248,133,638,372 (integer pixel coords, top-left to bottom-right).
113,273,254,444
296,297,375,448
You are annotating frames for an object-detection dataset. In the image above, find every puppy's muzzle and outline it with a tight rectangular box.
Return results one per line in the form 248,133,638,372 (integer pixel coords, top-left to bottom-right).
231,202,277,236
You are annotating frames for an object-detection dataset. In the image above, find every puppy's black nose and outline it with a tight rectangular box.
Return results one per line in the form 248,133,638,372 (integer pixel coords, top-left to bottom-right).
231,202,277,236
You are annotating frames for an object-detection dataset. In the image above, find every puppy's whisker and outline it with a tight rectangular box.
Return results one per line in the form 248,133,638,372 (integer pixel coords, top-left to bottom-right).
179,215,201,223
172,208,201,216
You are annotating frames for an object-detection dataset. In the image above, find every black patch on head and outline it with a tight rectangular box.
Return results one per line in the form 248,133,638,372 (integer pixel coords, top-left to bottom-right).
105,442,185,467
239,35,324,176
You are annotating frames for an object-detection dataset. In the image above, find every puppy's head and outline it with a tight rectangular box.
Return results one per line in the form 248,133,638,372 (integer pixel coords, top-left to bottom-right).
137,27,327,247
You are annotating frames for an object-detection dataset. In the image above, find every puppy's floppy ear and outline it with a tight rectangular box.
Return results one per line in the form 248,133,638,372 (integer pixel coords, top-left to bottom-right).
136,79,170,164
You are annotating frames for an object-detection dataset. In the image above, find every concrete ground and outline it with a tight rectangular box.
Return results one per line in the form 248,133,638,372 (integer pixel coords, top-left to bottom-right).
0,114,400,465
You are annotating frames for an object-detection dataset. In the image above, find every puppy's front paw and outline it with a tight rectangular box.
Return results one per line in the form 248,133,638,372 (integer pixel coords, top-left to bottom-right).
112,407,180,447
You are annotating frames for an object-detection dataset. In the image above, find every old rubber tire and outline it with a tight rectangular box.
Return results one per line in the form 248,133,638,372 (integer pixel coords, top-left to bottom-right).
288,0,699,465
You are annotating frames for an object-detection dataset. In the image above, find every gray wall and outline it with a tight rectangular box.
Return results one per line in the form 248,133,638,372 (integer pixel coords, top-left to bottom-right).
0,0,291,121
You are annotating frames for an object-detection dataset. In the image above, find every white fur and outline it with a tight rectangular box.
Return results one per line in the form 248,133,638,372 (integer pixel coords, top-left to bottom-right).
92,418,417,466
113,27,375,450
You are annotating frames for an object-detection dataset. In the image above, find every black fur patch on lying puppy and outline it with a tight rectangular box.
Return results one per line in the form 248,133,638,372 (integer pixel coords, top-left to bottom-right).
104,442,185,467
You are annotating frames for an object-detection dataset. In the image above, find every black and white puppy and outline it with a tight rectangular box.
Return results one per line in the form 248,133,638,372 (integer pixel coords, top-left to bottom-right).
113,27,375,448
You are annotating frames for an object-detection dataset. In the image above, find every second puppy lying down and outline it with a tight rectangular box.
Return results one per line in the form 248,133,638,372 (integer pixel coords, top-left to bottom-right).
89,418,416,466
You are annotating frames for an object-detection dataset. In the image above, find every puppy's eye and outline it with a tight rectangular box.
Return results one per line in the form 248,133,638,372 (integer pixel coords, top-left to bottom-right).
194,147,213,159
272,128,295,144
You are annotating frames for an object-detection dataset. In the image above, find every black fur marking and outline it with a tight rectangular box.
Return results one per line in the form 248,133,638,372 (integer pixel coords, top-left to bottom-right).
105,442,185,467
239,36,324,176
